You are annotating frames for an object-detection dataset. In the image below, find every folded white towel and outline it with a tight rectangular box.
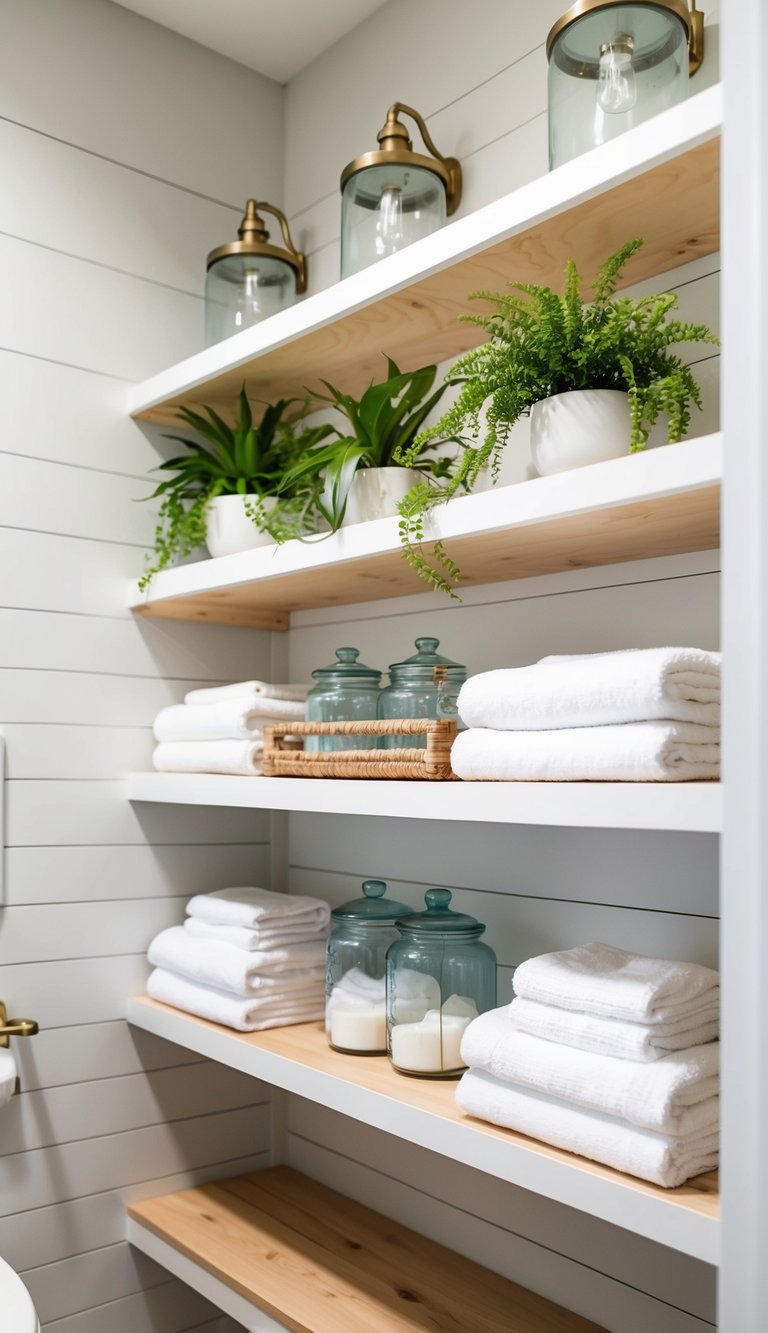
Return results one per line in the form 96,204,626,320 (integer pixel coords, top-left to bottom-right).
185,680,310,705
184,918,328,956
147,968,324,1032
456,1069,718,1188
148,927,326,998
513,942,719,1024
458,648,721,732
154,697,304,743
186,886,330,932
510,996,719,1062
451,721,720,782
152,740,263,776
461,1008,719,1135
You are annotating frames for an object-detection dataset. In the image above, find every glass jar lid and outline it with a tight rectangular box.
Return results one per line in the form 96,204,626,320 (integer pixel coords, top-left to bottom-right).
332,879,414,922
395,888,485,937
311,647,382,682
388,637,466,684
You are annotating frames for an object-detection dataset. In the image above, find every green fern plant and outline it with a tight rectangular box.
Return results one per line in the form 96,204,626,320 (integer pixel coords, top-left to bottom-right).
395,237,718,598
138,388,333,590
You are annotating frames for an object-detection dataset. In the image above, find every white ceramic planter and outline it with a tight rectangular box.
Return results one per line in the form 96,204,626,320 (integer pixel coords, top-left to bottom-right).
205,494,276,559
343,467,423,526
529,389,632,477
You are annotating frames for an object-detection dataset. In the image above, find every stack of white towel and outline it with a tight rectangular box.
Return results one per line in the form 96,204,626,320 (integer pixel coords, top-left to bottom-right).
146,887,330,1031
152,679,308,776
456,942,720,1188
451,647,721,782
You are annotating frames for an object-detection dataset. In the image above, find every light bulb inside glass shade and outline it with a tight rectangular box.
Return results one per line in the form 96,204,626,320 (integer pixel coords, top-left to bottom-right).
596,39,637,114
374,184,405,260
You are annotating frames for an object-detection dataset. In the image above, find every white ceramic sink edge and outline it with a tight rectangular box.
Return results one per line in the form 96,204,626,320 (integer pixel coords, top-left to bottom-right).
0,1255,39,1332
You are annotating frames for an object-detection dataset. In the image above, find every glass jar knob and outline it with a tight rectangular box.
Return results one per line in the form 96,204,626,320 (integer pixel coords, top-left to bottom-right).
362,879,387,898
415,637,440,653
425,888,452,913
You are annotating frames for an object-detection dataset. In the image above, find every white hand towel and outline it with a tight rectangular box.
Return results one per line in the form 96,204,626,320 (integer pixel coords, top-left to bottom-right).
461,1007,719,1135
147,968,324,1032
148,927,325,998
512,942,719,1024
186,886,330,932
152,740,263,776
510,996,719,1062
185,681,310,705
451,721,720,782
154,697,304,743
457,647,721,731
184,918,328,957
456,1069,718,1188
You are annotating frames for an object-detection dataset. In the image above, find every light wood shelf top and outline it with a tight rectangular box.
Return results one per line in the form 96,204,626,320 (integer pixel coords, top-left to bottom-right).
126,999,720,1265
126,771,721,833
131,434,722,630
127,1165,607,1332
127,87,720,427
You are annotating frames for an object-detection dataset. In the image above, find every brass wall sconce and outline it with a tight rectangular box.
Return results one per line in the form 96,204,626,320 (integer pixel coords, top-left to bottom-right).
339,103,462,279
204,200,307,347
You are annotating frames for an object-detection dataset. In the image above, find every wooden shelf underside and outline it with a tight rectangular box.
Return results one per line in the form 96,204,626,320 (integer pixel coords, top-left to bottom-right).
128,91,720,426
127,1166,607,1332
132,437,722,630
126,999,719,1265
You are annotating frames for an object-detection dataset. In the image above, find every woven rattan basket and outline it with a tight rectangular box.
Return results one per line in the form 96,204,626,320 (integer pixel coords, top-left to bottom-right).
262,719,458,780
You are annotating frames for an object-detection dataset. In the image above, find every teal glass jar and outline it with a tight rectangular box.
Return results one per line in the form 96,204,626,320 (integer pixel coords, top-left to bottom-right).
305,647,382,752
326,880,414,1054
386,889,497,1077
377,637,466,750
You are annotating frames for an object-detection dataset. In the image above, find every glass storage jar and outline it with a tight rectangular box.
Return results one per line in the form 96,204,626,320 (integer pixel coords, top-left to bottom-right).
325,879,414,1054
386,889,497,1077
547,2,692,169
305,647,382,752
377,637,466,749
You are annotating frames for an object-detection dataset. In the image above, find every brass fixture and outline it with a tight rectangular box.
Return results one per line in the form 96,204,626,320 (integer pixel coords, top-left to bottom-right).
546,0,704,75
206,200,307,292
340,103,462,215
0,1001,39,1049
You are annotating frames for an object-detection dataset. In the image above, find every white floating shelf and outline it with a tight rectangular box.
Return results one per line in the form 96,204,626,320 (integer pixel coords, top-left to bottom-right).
127,87,720,426
126,772,721,832
126,999,719,1265
131,433,722,629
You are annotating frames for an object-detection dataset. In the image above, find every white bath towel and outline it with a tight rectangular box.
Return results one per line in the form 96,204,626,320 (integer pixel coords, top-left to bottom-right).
154,697,304,743
148,927,326,998
456,1069,718,1188
152,740,263,776
461,1008,719,1135
147,968,324,1032
186,886,330,933
451,721,720,782
512,942,719,1024
184,918,328,957
510,996,719,1062
457,648,721,731
185,680,310,705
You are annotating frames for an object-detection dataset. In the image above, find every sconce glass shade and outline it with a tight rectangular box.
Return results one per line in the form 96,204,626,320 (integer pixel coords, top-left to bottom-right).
547,1,703,169
204,199,306,348
340,103,461,280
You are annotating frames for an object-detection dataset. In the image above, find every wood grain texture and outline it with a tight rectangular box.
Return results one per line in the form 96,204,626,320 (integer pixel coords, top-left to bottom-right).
128,1165,608,1332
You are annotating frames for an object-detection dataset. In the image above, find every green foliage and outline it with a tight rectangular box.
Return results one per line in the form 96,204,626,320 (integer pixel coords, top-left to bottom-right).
395,238,718,597
280,357,452,532
138,387,333,589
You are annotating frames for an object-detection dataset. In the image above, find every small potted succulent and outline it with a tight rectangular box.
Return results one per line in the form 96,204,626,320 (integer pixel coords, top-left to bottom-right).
279,357,454,531
138,388,332,590
395,237,718,597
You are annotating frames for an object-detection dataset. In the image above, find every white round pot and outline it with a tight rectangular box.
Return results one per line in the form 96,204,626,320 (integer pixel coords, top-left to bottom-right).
343,467,423,526
205,494,277,559
529,389,632,477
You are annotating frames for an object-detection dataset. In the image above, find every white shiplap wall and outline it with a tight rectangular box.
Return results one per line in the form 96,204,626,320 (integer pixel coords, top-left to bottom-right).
0,2,283,1329
279,4,722,1330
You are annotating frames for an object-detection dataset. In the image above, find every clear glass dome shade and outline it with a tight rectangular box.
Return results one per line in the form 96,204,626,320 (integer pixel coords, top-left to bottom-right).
548,4,690,169
340,164,447,279
204,254,296,348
